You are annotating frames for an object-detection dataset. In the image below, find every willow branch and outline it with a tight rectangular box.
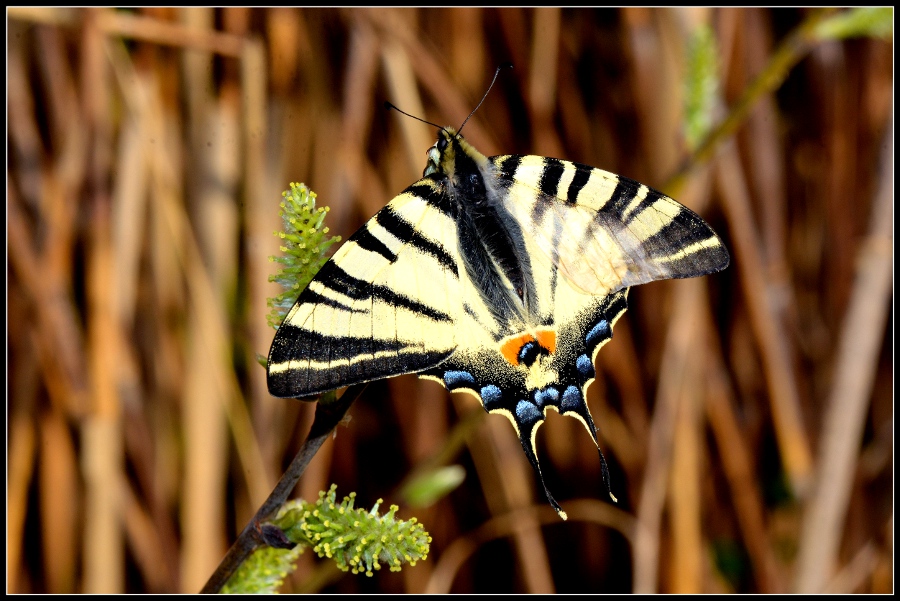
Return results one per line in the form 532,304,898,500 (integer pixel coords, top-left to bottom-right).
200,384,367,594
665,7,837,191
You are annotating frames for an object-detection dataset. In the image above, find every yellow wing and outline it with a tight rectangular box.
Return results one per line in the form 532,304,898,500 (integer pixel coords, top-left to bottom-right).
267,178,462,397
489,154,730,296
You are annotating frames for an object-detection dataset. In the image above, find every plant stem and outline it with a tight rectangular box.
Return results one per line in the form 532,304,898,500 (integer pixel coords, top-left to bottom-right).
200,383,367,594
665,7,837,193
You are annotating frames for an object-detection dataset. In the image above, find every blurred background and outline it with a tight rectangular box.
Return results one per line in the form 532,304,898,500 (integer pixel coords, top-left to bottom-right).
6,7,893,594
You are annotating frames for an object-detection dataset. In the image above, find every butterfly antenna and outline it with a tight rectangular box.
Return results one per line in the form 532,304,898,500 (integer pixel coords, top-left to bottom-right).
383,101,446,133
457,62,513,135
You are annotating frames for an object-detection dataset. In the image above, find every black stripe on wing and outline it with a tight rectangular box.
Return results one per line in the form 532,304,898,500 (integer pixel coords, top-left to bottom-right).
566,165,592,206
600,176,638,220
375,205,458,273
406,179,456,219
350,226,397,263
538,157,566,199
577,175,729,280
635,206,731,277
297,287,366,314
317,263,453,323
269,326,454,397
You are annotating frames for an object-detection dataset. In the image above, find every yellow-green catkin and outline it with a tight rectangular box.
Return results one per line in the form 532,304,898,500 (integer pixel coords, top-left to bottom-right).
221,545,304,594
271,485,431,577
267,183,341,328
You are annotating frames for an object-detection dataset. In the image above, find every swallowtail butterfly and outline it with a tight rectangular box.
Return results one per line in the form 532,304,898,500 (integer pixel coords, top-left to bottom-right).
267,71,729,518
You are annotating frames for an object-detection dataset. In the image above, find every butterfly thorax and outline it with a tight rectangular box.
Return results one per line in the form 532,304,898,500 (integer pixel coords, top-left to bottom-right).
425,128,541,331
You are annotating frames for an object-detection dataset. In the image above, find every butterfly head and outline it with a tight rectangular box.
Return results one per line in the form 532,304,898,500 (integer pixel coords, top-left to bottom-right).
423,127,457,177
423,127,490,193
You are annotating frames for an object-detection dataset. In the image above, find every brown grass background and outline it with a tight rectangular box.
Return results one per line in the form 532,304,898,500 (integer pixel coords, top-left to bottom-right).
6,7,893,594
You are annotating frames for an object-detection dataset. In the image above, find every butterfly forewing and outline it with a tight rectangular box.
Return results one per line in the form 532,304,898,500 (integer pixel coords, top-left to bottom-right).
492,155,730,295
267,179,462,397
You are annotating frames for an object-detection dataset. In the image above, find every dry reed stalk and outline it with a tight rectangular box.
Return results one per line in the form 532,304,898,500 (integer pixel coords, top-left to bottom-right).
715,139,813,496
621,8,683,183
381,20,433,170
79,9,124,594
741,9,789,266
8,35,91,417
176,8,233,590
121,477,173,592
823,540,879,594
632,275,715,592
358,8,498,154
242,32,285,469
7,6,246,55
528,7,563,158
449,8,487,98
39,413,80,593
667,284,706,593
333,17,381,215
628,11,718,592
597,320,651,468
7,412,36,592
793,120,893,593
702,311,785,593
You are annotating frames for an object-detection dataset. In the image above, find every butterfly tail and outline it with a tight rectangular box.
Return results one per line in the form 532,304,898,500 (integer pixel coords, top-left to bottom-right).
557,386,618,504
513,404,568,520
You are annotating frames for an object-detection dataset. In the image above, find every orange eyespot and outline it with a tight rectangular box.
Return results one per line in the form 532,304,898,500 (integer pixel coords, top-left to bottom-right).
500,333,532,365
498,328,558,366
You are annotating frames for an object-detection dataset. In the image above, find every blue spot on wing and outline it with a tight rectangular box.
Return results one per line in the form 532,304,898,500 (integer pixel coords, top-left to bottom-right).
576,354,594,377
561,386,583,413
443,370,475,388
585,319,611,347
515,400,542,425
533,387,559,408
422,290,630,516
480,385,503,411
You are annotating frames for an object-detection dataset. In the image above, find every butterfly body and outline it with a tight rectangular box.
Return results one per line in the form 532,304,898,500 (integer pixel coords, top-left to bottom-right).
268,127,729,517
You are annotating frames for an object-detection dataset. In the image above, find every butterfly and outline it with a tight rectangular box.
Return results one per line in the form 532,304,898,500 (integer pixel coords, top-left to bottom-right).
267,76,729,519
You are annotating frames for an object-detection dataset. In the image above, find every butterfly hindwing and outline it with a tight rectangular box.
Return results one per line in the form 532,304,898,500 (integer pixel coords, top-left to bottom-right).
267,178,462,397
423,289,628,515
